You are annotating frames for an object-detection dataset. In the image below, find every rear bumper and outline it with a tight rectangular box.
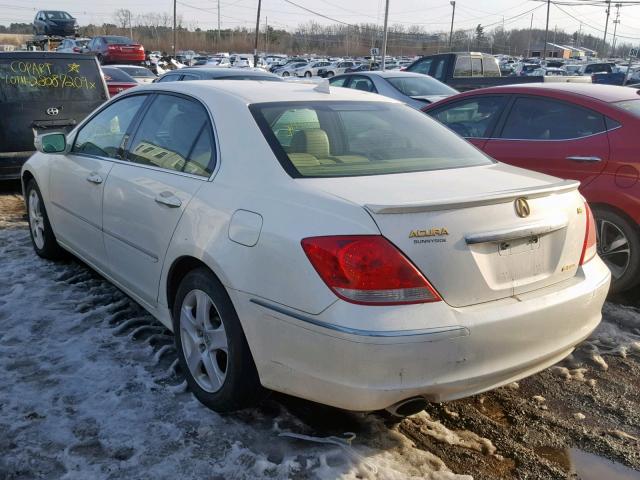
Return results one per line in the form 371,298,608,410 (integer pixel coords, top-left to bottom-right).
233,257,611,411
105,53,145,64
0,153,32,180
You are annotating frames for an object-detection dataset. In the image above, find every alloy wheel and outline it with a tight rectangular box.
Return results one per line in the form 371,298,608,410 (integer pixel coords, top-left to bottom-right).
28,190,45,250
179,289,228,393
596,218,631,281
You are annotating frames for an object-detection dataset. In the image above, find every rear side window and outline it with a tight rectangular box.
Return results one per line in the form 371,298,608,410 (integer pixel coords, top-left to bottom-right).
348,76,376,92
102,67,134,83
471,58,482,77
0,56,106,102
430,96,507,138
157,74,181,83
73,94,146,158
454,56,471,77
483,57,500,77
127,94,215,176
408,58,432,75
501,97,606,140
250,101,492,178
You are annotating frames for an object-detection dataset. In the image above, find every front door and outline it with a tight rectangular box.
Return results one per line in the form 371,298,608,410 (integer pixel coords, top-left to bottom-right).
102,92,216,305
48,94,147,269
483,95,610,186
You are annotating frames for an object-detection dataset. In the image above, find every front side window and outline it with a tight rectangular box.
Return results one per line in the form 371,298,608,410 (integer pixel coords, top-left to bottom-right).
430,96,507,138
329,76,348,87
483,57,500,77
157,74,181,83
73,94,146,158
387,76,458,97
501,97,606,140
408,58,432,75
127,94,215,176
250,101,492,178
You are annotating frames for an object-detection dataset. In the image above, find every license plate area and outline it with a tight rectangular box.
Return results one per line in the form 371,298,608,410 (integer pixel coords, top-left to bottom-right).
498,235,540,256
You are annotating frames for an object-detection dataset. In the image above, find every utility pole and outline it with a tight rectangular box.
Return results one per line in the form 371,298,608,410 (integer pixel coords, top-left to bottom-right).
217,0,221,48
527,12,534,57
612,3,621,57
128,10,133,41
602,0,611,58
577,22,582,49
381,0,390,70
542,0,551,61
253,0,261,68
264,17,268,57
448,1,456,49
172,0,176,56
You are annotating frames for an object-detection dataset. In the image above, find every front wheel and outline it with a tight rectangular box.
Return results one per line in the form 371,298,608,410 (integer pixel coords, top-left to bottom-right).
26,180,66,260
282,71,290,77
326,71,335,78
172,268,263,412
592,206,640,293
304,71,312,78
96,54,104,64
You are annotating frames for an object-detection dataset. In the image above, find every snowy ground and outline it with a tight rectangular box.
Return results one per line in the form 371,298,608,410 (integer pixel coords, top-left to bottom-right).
1,186,639,480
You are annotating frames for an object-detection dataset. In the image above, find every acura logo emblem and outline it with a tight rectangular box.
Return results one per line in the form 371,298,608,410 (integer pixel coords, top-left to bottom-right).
514,197,531,218
46,107,59,116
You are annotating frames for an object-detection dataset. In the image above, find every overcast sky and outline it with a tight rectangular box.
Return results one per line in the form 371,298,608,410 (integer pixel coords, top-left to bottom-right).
5,0,640,44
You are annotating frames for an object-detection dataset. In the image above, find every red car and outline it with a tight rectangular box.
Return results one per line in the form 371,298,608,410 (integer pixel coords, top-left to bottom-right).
101,66,138,97
423,83,640,293
87,35,145,64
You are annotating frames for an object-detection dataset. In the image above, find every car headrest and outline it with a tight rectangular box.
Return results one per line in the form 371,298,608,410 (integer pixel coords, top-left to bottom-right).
289,128,330,159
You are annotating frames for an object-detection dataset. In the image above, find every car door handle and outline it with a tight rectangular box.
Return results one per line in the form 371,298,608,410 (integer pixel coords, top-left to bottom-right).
86,172,103,184
154,191,182,208
566,156,602,163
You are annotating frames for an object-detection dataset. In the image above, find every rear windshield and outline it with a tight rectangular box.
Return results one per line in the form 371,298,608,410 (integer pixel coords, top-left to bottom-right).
386,76,457,97
118,66,155,77
614,99,640,117
104,36,133,45
0,56,107,102
217,74,280,81
250,101,492,178
101,67,135,83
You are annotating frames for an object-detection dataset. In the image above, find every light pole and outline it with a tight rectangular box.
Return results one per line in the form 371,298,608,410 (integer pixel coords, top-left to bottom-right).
542,0,550,60
381,0,390,70
611,3,621,57
172,0,176,57
448,1,456,49
253,0,262,68
602,0,611,57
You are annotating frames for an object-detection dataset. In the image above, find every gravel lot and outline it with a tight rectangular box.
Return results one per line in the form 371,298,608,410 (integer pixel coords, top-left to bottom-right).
1,182,639,480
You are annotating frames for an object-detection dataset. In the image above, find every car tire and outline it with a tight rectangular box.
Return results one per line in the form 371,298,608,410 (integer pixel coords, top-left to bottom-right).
592,206,640,293
172,268,263,412
304,71,312,78
326,71,335,78
282,71,289,77
96,54,104,64
25,179,66,260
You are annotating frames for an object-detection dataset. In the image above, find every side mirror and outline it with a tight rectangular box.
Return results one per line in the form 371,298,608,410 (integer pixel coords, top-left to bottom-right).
35,132,67,154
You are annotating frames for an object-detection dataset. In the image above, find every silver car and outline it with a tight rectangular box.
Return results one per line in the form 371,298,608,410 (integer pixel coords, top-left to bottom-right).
294,61,331,77
329,71,458,109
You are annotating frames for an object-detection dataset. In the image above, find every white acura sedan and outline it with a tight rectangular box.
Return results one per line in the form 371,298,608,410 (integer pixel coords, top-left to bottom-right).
22,80,610,416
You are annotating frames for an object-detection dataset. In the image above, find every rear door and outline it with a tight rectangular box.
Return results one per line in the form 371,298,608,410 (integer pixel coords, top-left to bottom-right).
102,92,216,305
49,94,148,269
427,95,509,149
483,95,609,186
0,53,108,156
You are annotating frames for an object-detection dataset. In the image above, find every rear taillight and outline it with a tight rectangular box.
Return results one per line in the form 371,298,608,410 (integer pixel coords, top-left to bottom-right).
108,45,117,50
137,45,144,51
73,47,81,53
301,235,441,305
580,202,597,265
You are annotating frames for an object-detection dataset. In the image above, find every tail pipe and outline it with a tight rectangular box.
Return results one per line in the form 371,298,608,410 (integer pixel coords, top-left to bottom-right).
385,397,428,417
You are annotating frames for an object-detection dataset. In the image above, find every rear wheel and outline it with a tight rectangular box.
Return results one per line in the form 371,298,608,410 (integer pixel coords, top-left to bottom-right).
172,268,263,412
96,54,104,64
282,71,290,77
326,71,335,78
592,206,640,293
26,180,66,260
304,71,312,78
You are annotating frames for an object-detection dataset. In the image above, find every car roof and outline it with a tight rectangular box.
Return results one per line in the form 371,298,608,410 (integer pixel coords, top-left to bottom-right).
455,83,640,103
340,71,428,79
132,79,398,104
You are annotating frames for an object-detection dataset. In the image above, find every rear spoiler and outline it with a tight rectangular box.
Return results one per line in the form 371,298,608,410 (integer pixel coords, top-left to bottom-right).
365,179,580,214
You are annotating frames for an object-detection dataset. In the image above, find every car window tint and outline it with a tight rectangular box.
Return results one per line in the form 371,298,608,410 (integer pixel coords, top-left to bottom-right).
127,94,214,176
251,101,492,178
454,56,472,77
501,97,606,140
483,58,500,77
432,58,446,81
348,77,376,92
430,96,507,138
181,74,200,81
409,58,432,75
329,77,348,87
271,108,320,147
73,95,146,158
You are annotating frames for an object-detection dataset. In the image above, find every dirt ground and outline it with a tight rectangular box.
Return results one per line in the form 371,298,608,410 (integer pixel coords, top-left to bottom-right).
1,183,639,480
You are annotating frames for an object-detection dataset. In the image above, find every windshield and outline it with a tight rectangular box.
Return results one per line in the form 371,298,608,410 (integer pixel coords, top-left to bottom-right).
104,36,133,45
0,56,106,102
250,101,492,178
614,99,640,117
118,67,155,77
386,76,457,97
45,11,72,19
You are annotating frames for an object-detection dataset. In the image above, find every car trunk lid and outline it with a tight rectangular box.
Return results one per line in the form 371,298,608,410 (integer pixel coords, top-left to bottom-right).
302,163,588,307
